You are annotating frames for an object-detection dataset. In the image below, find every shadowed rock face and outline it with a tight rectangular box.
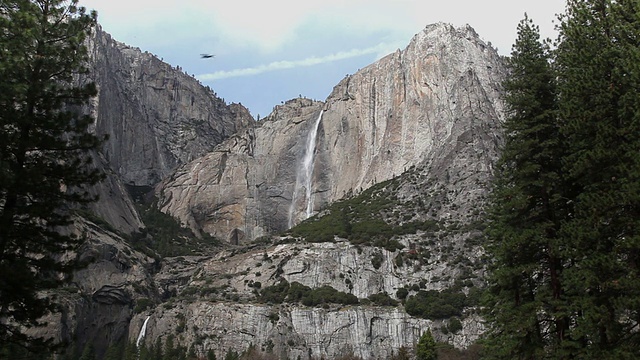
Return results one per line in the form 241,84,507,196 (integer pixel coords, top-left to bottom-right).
85,26,254,187
157,23,506,242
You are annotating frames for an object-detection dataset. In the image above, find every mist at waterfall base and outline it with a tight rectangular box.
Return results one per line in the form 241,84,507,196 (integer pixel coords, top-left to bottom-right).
288,110,324,228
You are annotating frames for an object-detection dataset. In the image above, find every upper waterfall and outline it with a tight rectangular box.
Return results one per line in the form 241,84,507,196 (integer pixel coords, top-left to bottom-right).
288,110,324,228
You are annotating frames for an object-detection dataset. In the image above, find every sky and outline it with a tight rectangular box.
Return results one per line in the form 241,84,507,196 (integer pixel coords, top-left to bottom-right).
80,0,566,119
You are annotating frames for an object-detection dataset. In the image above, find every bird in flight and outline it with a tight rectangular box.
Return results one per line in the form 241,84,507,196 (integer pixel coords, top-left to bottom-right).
200,53,215,59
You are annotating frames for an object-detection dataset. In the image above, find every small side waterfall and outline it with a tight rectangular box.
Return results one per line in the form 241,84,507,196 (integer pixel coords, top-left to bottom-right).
136,316,150,348
288,110,323,228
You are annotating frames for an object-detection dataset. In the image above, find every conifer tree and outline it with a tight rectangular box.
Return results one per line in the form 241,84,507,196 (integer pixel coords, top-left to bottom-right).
482,14,566,359
415,329,437,360
79,343,96,360
0,0,102,354
485,0,640,358
206,348,217,360
102,341,124,360
555,0,640,356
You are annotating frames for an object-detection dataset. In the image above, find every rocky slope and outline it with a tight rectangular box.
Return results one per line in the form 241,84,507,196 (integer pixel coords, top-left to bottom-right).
157,23,506,243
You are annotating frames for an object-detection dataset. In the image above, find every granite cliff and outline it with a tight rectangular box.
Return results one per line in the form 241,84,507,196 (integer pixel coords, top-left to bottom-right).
38,23,507,359
127,23,506,359
31,25,253,356
157,23,505,243
85,26,253,187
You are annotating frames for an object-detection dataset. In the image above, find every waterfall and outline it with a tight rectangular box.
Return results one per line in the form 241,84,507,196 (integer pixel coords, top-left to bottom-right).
288,110,323,228
136,316,150,348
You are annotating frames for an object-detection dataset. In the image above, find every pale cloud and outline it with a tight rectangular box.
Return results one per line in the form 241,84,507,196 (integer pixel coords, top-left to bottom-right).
82,0,564,55
197,42,396,81
78,0,567,118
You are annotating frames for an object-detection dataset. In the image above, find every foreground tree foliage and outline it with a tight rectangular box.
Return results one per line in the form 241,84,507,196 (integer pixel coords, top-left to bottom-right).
484,0,640,358
0,0,102,355
482,14,565,359
555,0,640,357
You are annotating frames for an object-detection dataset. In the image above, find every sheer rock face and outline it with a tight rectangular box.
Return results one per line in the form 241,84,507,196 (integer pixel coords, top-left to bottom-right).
130,240,485,359
30,221,157,358
132,303,436,360
157,23,506,241
85,26,254,187
321,23,505,203
85,151,144,234
157,98,325,242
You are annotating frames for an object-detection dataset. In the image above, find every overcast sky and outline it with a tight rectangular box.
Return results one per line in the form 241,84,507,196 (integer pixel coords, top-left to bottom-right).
81,0,566,119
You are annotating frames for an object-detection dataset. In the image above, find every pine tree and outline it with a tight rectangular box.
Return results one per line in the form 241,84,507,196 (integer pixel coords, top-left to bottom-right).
79,342,96,360
207,348,217,360
123,342,138,360
555,0,640,357
482,14,567,359
102,341,124,360
415,329,437,360
486,1,640,358
0,0,102,354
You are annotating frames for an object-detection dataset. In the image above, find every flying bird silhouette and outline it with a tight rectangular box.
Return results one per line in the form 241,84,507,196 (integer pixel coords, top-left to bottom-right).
200,54,215,59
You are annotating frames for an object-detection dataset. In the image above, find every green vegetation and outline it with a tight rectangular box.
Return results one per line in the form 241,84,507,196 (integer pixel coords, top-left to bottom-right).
367,292,399,307
415,330,437,360
287,176,442,251
259,280,358,307
129,196,220,257
444,317,463,334
133,297,155,314
395,287,409,301
404,289,471,320
483,2,640,358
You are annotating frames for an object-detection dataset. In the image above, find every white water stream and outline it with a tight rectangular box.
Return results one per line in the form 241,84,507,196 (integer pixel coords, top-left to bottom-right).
288,110,323,228
136,316,150,348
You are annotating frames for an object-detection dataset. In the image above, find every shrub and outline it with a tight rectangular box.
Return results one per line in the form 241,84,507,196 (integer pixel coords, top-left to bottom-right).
368,292,398,306
396,287,409,300
447,317,463,333
371,251,384,269
259,280,290,304
134,297,154,313
404,289,467,319
286,282,312,302
301,286,358,307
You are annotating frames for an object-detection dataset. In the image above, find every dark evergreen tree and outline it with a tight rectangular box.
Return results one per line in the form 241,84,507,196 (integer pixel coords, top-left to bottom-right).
102,341,124,360
79,342,96,360
415,329,437,360
152,337,164,360
486,1,640,358
555,0,640,357
123,342,138,360
0,0,102,354
206,348,217,360
482,14,567,359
